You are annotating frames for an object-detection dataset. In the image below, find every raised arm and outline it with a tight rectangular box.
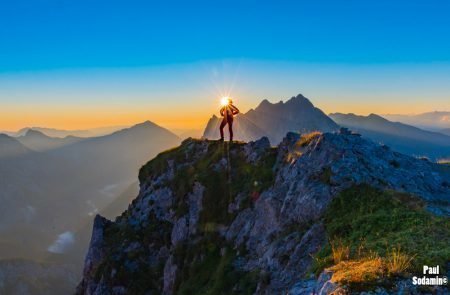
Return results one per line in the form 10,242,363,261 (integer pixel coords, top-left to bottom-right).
231,105,240,115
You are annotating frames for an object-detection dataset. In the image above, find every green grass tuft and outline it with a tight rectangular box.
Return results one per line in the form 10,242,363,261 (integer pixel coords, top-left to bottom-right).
175,234,258,295
312,185,450,283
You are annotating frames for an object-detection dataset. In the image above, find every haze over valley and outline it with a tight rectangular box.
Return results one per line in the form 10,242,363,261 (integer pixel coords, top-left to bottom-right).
0,121,180,293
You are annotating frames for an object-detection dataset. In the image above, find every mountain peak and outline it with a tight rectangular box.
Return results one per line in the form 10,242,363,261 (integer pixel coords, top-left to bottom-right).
367,113,384,119
132,120,158,128
285,93,314,108
294,93,307,100
105,120,180,143
256,98,273,108
24,129,50,138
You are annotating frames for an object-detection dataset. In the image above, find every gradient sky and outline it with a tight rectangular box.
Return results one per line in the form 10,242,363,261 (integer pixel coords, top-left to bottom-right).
1,0,450,131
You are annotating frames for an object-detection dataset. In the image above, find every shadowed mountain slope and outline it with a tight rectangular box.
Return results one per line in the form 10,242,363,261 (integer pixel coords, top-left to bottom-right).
0,134,31,158
4,126,128,138
383,111,450,130
16,129,83,151
0,121,181,294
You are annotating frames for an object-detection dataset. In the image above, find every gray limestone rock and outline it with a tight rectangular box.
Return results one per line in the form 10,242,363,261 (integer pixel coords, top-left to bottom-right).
77,132,450,294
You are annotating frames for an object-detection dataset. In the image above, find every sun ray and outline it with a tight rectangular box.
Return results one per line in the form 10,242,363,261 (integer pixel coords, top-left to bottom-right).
221,96,231,106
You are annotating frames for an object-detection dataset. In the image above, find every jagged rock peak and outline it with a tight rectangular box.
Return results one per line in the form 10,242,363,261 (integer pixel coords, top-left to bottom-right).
77,215,111,294
286,93,314,107
256,94,313,110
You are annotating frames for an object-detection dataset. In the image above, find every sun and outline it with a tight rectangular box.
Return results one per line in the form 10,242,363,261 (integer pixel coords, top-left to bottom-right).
221,97,230,106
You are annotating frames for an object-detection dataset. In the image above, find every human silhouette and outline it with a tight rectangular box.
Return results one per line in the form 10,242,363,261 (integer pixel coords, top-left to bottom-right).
219,98,240,141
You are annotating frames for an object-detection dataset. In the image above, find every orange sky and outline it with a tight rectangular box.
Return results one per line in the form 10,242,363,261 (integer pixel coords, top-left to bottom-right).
0,103,211,131
1,96,448,132
1,61,450,132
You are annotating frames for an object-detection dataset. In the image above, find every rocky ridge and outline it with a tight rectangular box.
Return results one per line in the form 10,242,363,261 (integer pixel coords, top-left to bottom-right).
77,129,450,294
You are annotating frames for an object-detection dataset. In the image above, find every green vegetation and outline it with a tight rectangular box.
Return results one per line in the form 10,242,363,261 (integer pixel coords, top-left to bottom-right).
141,140,277,226
312,185,450,289
138,140,199,183
93,213,172,293
175,234,259,295
198,142,276,225
97,140,277,294
167,141,275,294
311,166,332,184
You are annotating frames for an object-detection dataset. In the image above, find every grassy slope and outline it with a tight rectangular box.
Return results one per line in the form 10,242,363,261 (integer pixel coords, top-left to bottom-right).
313,185,450,290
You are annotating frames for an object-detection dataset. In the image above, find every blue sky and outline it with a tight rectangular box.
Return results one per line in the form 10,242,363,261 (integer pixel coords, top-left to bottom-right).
2,0,450,69
1,0,450,130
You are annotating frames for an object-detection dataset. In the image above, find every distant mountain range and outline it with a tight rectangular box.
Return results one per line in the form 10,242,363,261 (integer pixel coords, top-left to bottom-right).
382,111,450,131
0,134,31,158
203,94,338,144
1,125,128,138
0,121,180,292
440,128,450,137
330,113,450,160
171,128,204,140
16,129,83,151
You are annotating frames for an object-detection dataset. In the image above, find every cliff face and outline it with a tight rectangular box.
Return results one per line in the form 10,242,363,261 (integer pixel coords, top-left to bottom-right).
77,130,450,295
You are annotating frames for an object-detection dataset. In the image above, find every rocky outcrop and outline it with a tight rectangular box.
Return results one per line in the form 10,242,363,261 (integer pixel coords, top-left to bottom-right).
77,132,450,294
76,215,111,295
288,270,341,295
171,217,188,246
187,182,204,235
163,255,177,295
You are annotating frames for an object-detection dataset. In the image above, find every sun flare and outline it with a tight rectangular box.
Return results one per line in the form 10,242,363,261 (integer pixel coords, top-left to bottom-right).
220,97,231,106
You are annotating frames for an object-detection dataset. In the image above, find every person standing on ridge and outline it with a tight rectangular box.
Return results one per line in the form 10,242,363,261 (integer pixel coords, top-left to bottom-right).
219,97,240,141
